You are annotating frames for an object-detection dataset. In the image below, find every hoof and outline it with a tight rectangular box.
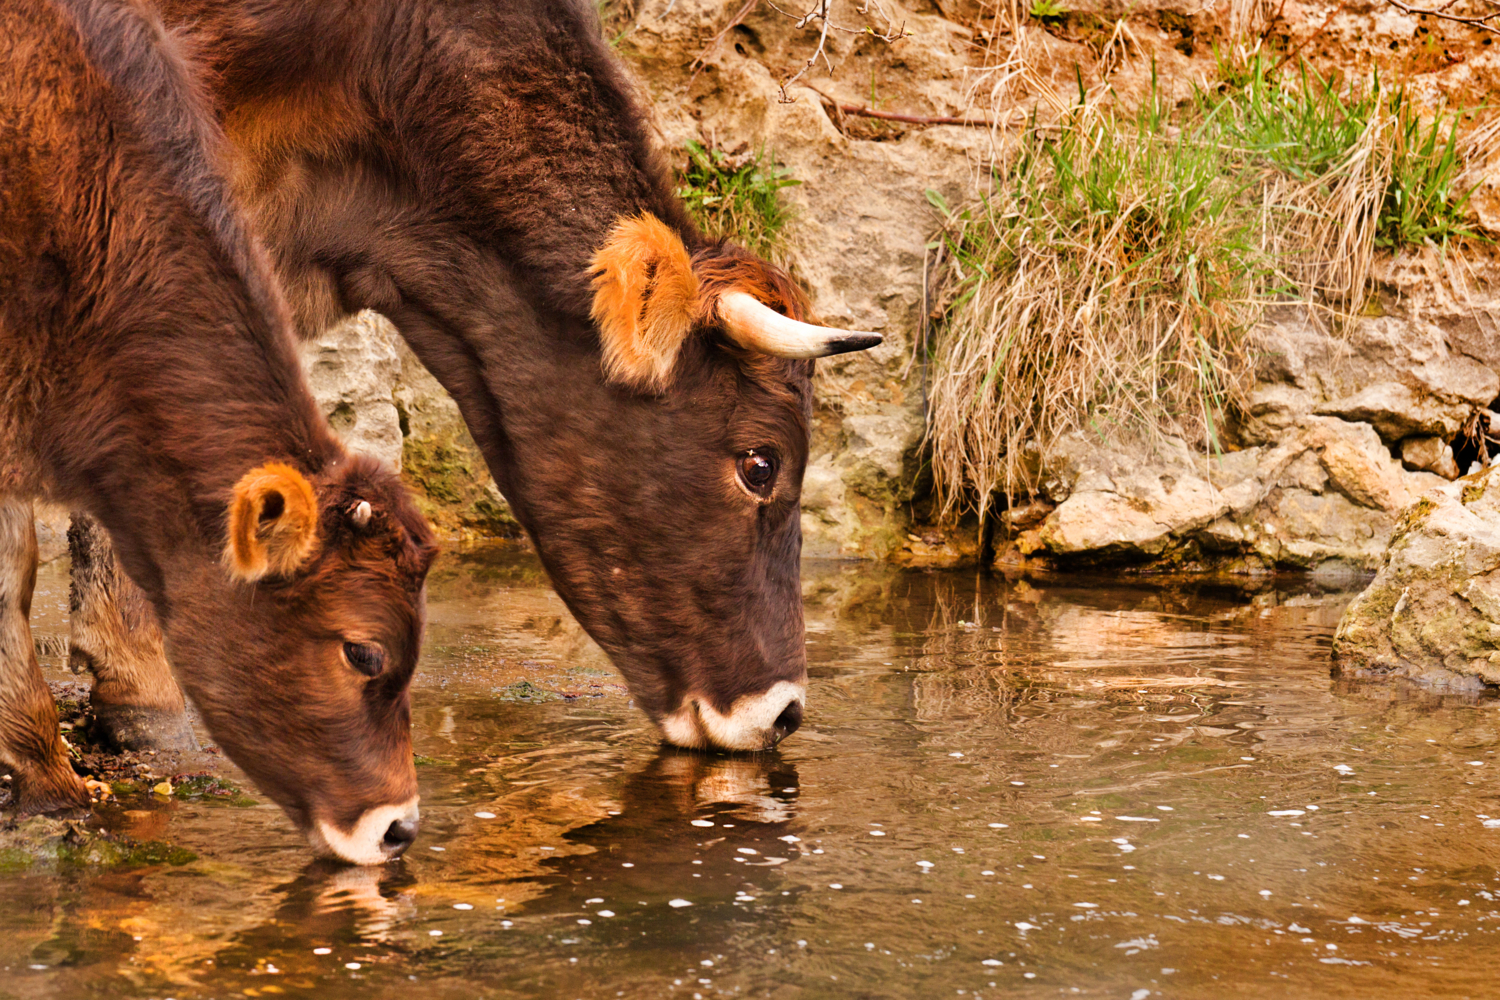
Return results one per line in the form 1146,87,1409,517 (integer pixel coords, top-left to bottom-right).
12,767,91,818
88,703,199,753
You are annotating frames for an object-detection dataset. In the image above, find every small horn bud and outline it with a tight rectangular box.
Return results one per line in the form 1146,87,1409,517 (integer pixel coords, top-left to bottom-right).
351,500,373,528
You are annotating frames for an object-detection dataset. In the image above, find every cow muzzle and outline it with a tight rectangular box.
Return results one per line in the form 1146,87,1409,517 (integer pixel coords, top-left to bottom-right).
658,680,806,752
308,797,421,865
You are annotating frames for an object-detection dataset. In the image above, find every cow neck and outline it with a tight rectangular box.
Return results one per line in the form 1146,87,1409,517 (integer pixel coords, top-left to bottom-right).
155,0,704,509
161,0,702,323
43,0,344,606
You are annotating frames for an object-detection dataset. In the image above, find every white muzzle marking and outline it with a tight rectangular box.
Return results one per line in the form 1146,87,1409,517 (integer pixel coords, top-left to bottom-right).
309,796,420,865
659,680,806,751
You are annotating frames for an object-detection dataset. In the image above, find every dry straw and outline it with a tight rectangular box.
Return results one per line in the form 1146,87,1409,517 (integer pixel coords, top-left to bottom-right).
927,39,1481,522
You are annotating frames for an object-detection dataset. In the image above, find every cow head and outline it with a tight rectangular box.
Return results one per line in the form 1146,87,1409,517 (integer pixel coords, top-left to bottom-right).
161,0,882,755
466,215,880,752
161,456,436,864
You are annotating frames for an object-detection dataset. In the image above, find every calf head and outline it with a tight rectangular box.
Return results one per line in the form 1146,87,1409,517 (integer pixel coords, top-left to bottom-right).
162,456,436,864
492,215,881,753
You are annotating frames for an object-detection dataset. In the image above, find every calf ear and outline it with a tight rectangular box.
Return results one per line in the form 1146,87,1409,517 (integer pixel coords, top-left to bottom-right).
225,462,321,581
590,213,700,392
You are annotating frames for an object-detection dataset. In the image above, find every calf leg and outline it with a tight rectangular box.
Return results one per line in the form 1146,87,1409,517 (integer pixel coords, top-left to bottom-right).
68,514,196,751
0,498,89,813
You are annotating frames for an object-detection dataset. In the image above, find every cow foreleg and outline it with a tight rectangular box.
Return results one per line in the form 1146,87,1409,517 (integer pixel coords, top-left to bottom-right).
68,514,197,751
0,498,89,813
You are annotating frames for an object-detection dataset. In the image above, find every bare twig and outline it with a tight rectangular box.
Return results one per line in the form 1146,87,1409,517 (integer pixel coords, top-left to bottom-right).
765,0,910,38
812,87,999,126
779,0,835,101
1266,0,1353,76
1379,0,1500,32
688,0,760,84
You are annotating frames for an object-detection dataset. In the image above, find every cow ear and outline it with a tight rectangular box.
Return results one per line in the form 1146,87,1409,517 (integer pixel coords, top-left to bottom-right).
590,213,700,392
225,462,321,581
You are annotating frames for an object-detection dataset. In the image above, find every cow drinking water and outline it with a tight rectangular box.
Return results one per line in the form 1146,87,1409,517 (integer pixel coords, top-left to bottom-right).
70,0,885,753
0,0,437,863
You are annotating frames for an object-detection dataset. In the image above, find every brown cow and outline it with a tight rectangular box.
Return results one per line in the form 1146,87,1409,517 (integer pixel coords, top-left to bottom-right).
1,0,437,863
71,0,884,753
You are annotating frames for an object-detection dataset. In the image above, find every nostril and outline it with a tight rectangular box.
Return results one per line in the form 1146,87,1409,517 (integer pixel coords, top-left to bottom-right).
382,817,419,859
771,699,803,744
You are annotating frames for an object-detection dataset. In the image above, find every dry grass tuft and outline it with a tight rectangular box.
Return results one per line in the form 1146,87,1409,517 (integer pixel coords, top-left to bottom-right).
926,49,1484,520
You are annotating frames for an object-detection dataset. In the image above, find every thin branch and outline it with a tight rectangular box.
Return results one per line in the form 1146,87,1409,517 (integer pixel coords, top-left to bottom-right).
779,0,834,102
688,0,761,84
765,0,904,37
811,87,998,126
1378,0,1500,32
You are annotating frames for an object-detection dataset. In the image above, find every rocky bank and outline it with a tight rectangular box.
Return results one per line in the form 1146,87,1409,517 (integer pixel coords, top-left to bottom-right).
1007,261,1500,574
1333,462,1500,688
36,1,1500,579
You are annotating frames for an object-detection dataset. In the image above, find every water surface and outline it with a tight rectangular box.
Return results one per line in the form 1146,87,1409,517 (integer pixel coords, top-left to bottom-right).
6,550,1500,999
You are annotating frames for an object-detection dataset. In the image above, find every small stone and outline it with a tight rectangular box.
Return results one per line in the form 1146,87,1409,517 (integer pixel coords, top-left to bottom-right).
1400,436,1460,480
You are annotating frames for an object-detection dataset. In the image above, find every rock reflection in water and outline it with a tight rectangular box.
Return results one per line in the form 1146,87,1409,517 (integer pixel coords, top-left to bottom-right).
12,549,1500,997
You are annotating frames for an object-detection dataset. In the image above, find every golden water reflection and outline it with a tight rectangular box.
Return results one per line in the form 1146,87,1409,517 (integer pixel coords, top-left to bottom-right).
6,550,1500,998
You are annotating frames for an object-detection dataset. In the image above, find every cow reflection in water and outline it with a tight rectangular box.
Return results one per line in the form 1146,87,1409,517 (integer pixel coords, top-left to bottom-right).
0,749,801,995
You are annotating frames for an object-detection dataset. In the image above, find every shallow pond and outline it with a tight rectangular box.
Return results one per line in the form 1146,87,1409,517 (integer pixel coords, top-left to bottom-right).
6,549,1500,999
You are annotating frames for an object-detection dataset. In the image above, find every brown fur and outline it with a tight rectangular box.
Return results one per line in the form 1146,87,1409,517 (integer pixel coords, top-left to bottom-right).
0,500,87,812
67,514,192,751
109,0,845,736
0,0,437,840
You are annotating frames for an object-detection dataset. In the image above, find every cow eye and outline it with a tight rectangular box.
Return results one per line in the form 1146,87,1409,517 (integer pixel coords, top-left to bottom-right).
342,641,387,678
737,450,778,497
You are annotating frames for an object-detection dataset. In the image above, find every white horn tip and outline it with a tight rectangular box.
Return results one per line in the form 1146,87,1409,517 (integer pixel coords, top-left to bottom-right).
351,500,373,528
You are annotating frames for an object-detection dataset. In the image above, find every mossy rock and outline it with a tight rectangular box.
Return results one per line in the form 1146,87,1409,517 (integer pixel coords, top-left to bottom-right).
170,773,257,808
0,816,196,870
1335,464,1500,686
401,432,521,540
494,679,562,703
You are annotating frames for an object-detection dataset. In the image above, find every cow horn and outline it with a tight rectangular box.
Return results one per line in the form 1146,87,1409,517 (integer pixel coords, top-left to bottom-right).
351,500,372,528
716,290,882,359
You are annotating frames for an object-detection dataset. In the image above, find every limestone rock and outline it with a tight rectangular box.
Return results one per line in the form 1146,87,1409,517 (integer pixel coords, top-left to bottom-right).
1400,436,1461,480
306,310,518,540
1333,465,1500,689
1314,381,1471,441
33,502,69,564
1036,465,1229,558
390,331,519,540
1021,417,1444,569
299,311,404,471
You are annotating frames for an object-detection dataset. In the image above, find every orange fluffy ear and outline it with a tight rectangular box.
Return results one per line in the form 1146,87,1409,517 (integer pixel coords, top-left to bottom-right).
225,462,321,582
590,213,700,392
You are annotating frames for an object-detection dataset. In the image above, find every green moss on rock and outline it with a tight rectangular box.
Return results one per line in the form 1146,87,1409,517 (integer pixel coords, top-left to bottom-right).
0,817,195,871
172,773,257,808
402,433,521,540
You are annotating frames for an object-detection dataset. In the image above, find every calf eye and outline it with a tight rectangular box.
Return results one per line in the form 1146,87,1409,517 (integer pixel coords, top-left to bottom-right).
737,450,778,497
342,641,386,678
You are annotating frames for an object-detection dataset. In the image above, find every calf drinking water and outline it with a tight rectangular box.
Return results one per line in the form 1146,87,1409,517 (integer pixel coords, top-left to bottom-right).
0,0,437,863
